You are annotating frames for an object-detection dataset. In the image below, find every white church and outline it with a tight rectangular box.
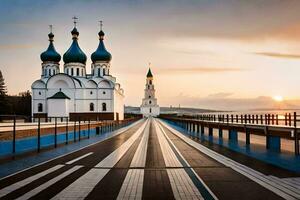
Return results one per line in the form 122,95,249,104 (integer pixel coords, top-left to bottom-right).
31,21,124,121
140,68,160,117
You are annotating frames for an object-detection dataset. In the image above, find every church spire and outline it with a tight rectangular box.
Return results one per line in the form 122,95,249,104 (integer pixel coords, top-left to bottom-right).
63,17,87,65
147,63,153,78
91,20,112,63
40,25,61,63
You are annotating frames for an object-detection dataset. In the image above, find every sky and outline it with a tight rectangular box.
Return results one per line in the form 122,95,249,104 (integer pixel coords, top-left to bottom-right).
1,0,300,110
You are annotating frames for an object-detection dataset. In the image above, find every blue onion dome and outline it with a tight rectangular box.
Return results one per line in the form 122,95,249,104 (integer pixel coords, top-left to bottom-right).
63,27,87,64
91,30,112,63
40,32,61,63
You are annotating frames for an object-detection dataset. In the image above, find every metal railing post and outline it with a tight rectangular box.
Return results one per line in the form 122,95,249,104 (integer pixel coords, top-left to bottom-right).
78,118,81,141
13,116,16,155
37,117,41,152
66,118,68,144
54,117,57,148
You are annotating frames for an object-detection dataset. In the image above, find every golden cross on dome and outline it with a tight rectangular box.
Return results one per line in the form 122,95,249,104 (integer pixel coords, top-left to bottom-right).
72,16,78,27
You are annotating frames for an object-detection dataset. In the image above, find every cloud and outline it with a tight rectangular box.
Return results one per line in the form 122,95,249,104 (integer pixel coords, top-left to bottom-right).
159,67,244,74
254,52,300,59
207,92,233,99
0,44,35,50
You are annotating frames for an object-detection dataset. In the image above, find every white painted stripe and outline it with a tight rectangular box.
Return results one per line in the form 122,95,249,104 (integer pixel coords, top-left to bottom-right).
268,175,300,195
156,120,218,200
0,119,142,182
116,120,150,199
117,169,144,200
167,169,204,200
95,120,148,168
16,165,83,200
154,120,204,200
0,165,64,198
154,120,181,167
66,152,94,165
51,168,110,200
159,119,298,200
130,120,150,167
51,119,149,200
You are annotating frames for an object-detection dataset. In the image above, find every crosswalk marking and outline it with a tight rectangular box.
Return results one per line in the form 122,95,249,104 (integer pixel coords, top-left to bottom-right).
16,165,83,200
154,119,204,200
117,120,150,199
66,152,94,165
159,119,298,200
51,119,149,200
0,165,64,198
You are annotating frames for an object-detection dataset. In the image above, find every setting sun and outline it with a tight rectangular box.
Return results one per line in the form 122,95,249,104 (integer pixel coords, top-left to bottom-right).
273,95,284,102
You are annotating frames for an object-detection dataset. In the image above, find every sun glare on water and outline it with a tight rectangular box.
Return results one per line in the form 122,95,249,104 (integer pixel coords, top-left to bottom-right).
273,95,283,102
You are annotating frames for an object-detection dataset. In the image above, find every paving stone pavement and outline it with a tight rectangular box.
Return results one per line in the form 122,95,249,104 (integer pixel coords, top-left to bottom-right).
0,118,299,200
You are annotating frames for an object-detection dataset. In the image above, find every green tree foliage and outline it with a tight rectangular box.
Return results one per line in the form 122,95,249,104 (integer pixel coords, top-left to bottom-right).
0,70,7,114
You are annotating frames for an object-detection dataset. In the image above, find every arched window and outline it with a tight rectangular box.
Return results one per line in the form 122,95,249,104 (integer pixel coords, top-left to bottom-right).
81,69,84,76
149,108,152,113
48,69,51,76
149,100,152,104
149,95,151,98
149,80,152,84
71,68,74,76
148,85,150,89
38,103,43,112
98,68,101,77
103,68,105,76
76,68,79,76
90,103,94,111
102,103,107,111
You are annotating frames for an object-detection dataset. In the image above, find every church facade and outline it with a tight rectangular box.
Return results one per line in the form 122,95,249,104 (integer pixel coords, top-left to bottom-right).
31,22,124,121
140,68,160,117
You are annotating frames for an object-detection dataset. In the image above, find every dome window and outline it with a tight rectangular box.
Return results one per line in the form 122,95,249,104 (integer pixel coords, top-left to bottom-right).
39,91,41,95
90,91,93,95
103,91,106,95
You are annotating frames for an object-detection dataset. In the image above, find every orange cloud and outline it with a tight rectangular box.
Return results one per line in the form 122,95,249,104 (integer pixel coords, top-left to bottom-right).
158,67,244,74
254,52,300,59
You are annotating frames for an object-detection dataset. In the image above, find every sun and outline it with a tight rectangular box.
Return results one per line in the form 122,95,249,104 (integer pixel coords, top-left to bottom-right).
273,95,283,102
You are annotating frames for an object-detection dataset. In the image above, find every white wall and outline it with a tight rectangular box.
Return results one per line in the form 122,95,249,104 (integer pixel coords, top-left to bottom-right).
48,99,69,117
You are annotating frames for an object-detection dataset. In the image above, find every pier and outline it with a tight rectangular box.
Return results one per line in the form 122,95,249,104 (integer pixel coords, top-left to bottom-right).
160,112,300,156
0,118,299,199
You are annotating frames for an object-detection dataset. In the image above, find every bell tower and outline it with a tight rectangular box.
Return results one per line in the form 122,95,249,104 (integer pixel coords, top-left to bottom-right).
140,67,160,117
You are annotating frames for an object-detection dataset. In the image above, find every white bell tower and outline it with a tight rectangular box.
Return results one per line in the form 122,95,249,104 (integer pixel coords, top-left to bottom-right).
140,68,160,117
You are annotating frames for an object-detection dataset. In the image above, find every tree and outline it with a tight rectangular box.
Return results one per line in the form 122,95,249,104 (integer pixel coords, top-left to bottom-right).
0,70,7,114
0,70,6,96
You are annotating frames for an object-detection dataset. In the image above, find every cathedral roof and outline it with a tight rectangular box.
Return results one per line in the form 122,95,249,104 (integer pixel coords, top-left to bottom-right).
47,91,70,99
147,68,153,78
63,27,87,64
40,32,61,63
91,29,112,63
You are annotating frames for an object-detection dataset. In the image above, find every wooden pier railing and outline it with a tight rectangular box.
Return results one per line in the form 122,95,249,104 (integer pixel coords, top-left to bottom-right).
159,112,300,155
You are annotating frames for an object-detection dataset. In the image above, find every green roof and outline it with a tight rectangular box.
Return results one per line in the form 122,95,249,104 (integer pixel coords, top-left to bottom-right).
47,91,70,99
147,68,153,78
